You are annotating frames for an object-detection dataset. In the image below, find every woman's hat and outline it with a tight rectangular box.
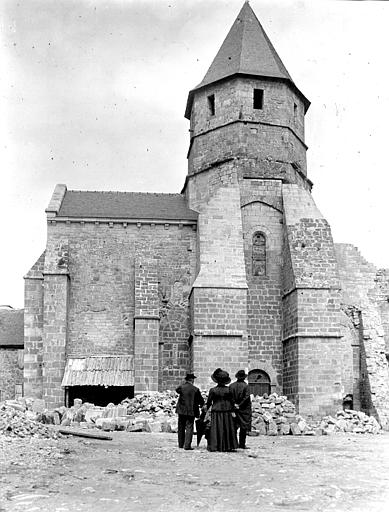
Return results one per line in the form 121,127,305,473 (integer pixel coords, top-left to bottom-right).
211,368,231,385
185,373,197,380
235,370,248,380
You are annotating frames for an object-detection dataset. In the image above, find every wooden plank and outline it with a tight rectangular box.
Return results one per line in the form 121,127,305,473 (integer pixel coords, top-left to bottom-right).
59,428,113,440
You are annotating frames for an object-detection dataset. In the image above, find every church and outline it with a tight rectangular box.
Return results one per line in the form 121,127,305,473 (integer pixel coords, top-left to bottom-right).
23,2,389,426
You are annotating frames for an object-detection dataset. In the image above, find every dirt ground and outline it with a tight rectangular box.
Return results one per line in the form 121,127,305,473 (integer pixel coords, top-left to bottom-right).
1,431,389,512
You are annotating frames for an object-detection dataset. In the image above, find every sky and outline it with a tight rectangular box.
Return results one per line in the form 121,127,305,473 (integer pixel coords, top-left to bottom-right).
1,0,388,309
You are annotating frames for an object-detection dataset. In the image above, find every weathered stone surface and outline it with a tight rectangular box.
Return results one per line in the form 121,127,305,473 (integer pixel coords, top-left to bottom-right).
290,423,302,435
145,420,162,433
279,424,290,435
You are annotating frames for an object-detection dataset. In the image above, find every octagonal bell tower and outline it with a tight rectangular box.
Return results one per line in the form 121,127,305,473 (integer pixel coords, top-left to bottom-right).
183,2,311,391
184,3,345,422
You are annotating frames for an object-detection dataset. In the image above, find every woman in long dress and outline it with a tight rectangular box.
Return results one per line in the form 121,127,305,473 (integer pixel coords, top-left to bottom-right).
206,368,238,452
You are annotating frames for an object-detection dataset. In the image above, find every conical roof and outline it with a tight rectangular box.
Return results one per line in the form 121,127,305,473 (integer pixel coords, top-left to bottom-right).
185,2,309,118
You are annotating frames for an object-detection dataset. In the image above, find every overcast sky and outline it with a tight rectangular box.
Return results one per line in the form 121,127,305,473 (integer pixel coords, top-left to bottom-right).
1,0,388,309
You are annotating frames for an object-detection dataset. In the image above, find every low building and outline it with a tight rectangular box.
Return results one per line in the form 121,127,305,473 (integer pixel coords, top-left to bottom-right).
0,307,24,401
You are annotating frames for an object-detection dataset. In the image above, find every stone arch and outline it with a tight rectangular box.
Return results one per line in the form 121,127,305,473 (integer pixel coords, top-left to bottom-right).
248,369,271,396
248,360,279,393
244,223,272,249
241,199,282,214
252,231,266,276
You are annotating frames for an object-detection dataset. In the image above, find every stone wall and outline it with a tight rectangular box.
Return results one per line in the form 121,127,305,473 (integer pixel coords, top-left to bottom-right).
186,149,248,391
241,179,284,386
0,349,23,401
335,243,389,429
190,78,305,139
189,77,306,169
281,185,346,419
24,252,45,398
32,219,197,401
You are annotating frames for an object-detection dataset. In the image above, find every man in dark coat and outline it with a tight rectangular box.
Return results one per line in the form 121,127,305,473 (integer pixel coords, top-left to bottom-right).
230,370,252,449
176,373,204,450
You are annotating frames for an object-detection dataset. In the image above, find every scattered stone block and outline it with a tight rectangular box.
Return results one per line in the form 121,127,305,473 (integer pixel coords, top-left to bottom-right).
290,423,302,435
267,420,278,436
145,420,162,433
263,411,273,422
85,408,103,423
53,411,61,425
101,420,115,432
279,423,290,435
31,399,46,413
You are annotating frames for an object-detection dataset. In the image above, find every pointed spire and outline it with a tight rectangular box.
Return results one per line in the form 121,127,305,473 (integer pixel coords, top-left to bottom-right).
185,2,309,118
198,2,292,89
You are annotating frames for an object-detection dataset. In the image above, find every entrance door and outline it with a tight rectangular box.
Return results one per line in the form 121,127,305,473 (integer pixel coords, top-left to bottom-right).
248,369,271,397
66,385,134,407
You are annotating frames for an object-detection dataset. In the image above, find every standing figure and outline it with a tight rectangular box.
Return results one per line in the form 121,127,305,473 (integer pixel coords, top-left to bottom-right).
230,369,252,449
175,373,204,450
206,368,238,452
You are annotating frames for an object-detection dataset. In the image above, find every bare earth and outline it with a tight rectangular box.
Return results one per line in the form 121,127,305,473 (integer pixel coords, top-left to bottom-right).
1,431,389,512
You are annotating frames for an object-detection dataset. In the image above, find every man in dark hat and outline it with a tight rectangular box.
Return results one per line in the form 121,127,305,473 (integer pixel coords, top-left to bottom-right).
230,370,252,449
175,373,204,450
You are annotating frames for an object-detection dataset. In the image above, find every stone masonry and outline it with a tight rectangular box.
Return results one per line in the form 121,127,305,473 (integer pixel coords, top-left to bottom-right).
22,3,389,425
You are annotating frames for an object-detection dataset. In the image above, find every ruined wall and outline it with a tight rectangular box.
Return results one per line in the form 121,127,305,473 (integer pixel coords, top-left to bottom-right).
0,349,23,401
335,244,389,429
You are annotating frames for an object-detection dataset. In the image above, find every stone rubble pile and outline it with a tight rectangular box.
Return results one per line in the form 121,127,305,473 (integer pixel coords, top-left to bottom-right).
317,409,381,435
250,393,382,436
1,392,382,437
0,400,59,439
250,393,315,436
36,393,180,434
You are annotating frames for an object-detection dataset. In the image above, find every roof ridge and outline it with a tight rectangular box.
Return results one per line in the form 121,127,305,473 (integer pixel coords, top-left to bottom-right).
67,190,185,196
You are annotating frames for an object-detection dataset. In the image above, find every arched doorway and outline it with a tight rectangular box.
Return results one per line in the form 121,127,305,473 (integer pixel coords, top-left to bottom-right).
248,369,271,397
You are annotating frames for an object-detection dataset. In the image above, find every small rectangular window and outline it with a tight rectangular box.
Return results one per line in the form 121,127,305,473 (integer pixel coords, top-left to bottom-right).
253,89,264,110
293,102,298,121
208,94,215,116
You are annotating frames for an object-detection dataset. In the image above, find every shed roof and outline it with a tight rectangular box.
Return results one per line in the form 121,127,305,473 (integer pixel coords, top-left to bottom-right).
61,356,134,387
0,308,24,347
57,190,198,221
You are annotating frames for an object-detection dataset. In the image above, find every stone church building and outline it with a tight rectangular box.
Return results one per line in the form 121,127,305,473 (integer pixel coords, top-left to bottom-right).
23,3,389,426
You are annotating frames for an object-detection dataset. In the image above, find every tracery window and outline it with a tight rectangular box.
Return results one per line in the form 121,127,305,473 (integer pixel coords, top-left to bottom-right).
252,232,266,276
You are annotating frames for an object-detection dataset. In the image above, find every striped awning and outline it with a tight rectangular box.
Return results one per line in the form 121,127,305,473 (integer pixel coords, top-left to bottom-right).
61,355,134,387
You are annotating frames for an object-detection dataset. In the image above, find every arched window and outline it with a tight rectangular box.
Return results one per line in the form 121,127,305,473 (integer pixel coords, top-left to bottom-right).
252,232,266,276
248,369,271,397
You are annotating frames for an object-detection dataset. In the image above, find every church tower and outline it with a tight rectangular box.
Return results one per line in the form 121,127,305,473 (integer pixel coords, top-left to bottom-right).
185,2,344,419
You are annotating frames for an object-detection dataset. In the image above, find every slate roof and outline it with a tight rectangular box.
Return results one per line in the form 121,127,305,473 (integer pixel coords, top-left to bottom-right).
198,2,292,89
185,2,309,117
0,308,24,347
57,190,198,221
61,356,134,387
